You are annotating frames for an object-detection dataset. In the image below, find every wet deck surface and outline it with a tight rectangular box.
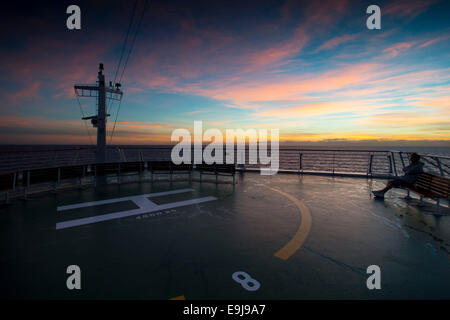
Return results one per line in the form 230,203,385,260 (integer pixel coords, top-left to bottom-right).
1,172,449,299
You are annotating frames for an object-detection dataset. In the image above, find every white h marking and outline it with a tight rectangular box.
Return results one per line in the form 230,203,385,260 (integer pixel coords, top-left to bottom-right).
56,188,216,230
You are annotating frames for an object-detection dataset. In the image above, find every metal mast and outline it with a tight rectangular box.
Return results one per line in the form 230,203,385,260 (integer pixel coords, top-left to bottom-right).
74,63,123,163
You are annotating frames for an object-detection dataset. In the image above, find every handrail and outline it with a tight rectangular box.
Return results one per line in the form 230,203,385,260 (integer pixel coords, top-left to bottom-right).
0,147,448,178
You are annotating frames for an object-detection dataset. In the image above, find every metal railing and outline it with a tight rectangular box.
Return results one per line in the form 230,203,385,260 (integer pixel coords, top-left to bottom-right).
245,148,394,177
243,148,450,179
1,146,449,202
0,146,449,177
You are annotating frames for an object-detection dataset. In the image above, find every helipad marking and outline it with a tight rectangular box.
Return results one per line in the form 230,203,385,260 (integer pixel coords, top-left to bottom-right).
56,189,217,230
264,186,312,260
57,188,194,211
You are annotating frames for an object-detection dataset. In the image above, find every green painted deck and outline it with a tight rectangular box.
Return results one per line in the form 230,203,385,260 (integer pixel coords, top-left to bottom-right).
1,172,449,299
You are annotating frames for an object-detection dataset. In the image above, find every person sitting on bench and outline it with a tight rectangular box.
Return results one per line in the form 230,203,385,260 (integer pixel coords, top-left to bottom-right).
372,153,424,199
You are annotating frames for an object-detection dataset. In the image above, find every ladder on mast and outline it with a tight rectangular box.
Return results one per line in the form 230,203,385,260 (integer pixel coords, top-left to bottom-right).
74,63,123,164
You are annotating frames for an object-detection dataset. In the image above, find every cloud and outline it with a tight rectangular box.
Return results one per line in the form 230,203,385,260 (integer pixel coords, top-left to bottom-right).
314,34,357,53
1,0,449,144
175,63,380,104
418,35,450,48
0,115,180,144
184,109,210,115
6,82,40,105
382,41,418,57
384,0,440,19
115,121,175,129
361,111,449,127
237,26,309,74
255,100,371,119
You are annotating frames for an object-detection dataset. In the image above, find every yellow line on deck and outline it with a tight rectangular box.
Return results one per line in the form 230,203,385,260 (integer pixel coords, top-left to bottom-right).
170,295,186,300
264,186,312,260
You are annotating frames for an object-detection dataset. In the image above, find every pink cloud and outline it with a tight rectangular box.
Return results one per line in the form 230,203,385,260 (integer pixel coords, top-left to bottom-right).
384,0,440,19
0,30,119,104
255,100,368,119
304,0,349,26
383,41,418,57
123,0,351,88
184,110,210,115
315,34,357,53
175,63,380,104
418,35,450,48
239,26,309,74
367,68,450,87
125,87,144,94
7,81,40,104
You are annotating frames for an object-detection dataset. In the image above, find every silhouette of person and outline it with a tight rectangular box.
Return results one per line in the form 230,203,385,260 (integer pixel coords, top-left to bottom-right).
372,153,424,199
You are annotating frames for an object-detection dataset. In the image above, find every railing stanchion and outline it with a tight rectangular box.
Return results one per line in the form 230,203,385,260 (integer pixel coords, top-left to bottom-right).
54,167,61,192
399,152,406,170
332,151,335,175
299,152,303,174
388,155,393,177
391,152,398,177
24,170,30,199
82,165,85,186
368,154,373,176
434,157,444,177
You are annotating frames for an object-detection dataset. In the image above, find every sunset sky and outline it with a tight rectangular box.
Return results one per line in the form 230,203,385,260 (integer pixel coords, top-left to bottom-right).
0,0,449,145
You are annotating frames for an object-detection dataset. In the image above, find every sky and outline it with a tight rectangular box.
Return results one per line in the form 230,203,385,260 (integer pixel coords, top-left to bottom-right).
0,0,449,146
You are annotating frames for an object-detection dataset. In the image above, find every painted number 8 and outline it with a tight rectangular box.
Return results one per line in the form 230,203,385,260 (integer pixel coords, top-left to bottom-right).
232,271,261,291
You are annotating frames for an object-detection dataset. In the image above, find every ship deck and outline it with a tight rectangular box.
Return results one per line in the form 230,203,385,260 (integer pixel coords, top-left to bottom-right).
1,172,449,299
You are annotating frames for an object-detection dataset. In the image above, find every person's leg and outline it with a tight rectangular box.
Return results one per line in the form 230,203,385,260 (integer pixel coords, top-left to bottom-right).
373,179,403,198
379,180,396,193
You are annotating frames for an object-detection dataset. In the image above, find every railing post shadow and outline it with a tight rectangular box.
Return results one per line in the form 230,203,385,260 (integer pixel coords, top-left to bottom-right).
299,152,303,174
391,152,398,177
118,163,121,185
435,198,441,214
388,154,393,177
94,165,97,188
53,167,61,193
404,189,412,200
332,151,335,176
434,157,444,176
368,154,373,177
23,170,30,200
79,165,85,189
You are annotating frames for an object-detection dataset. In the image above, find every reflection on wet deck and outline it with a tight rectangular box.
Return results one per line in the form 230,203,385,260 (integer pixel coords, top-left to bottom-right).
0,172,449,299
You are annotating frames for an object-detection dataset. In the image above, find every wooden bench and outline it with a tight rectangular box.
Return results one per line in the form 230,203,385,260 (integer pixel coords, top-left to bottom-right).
401,173,450,214
196,163,236,184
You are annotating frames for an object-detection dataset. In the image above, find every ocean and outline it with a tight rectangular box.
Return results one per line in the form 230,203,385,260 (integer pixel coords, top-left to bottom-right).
1,145,449,157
